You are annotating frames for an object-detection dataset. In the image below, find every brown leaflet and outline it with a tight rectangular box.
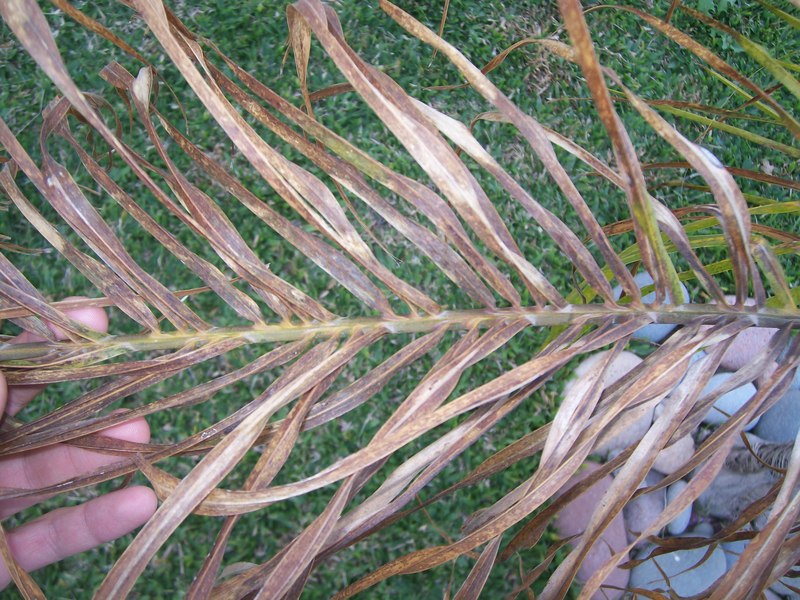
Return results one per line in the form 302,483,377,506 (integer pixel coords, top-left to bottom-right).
53,124,265,326
395,324,616,542
708,343,800,597
540,342,623,472
96,330,381,598
196,62,486,315
204,57,501,310
2,376,176,453
207,43,520,308
253,477,355,599
307,81,353,103
190,331,460,584
0,140,94,343
130,337,344,512
131,0,396,321
504,118,729,305
300,327,447,430
452,536,501,600
160,106,443,317
139,72,436,319
0,295,52,344
378,0,641,306
74,340,306,450
376,319,529,436
0,340,312,505
508,540,572,600
139,321,621,517
218,373,560,599
0,263,101,343
610,79,758,306
644,161,800,191
324,373,557,563
429,0,451,63
768,536,800,600
92,62,299,321
315,322,536,545
36,102,208,332
581,339,797,598
543,343,725,599
331,432,589,598
126,72,339,323
0,0,235,328
429,37,586,93
645,333,793,497
501,454,628,564
0,287,228,321
286,3,314,117
0,337,246,454
615,449,743,598
3,334,242,385
413,99,616,303
752,238,796,309
48,0,192,134
192,328,447,471
475,327,707,552
139,321,527,517
293,0,564,308
187,347,345,599
471,109,727,303
48,0,145,63
0,165,161,331
600,5,800,140
679,326,788,443
330,319,710,597
559,0,684,308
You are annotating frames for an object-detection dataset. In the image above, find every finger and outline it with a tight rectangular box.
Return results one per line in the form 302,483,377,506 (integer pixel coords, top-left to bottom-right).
0,414,151,518
0,371,6,417
6,299,108,416
0,485,157,590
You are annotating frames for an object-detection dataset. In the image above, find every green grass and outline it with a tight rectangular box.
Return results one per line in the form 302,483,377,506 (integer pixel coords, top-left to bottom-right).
0,0,798,597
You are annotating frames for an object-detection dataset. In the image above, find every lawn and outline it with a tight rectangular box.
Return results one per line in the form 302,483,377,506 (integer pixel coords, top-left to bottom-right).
0,0,798,597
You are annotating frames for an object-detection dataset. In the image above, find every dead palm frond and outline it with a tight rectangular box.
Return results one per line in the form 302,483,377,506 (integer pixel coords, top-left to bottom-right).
0,0,798,598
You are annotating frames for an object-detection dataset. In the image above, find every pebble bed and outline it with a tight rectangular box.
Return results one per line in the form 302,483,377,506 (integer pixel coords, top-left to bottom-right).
555,277,799,599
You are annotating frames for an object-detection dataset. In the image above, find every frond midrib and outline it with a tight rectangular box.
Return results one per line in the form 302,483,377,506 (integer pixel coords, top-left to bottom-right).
3,303,797,363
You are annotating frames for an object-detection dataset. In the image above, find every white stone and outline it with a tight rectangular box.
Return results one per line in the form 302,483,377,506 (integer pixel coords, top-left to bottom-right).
653,435,695,475
565,351,654,457
718,327,779,371
571,350,642,384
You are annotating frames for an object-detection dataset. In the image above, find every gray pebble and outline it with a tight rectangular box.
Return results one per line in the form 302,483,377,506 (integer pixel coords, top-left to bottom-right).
623,471,665,545
630,542,727,596
701,372,759,430
612,272,689,343
666,480,692,536
754,388,800,443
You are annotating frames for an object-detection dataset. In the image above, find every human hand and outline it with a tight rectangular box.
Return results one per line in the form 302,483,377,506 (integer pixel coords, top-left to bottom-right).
0,299,157,590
